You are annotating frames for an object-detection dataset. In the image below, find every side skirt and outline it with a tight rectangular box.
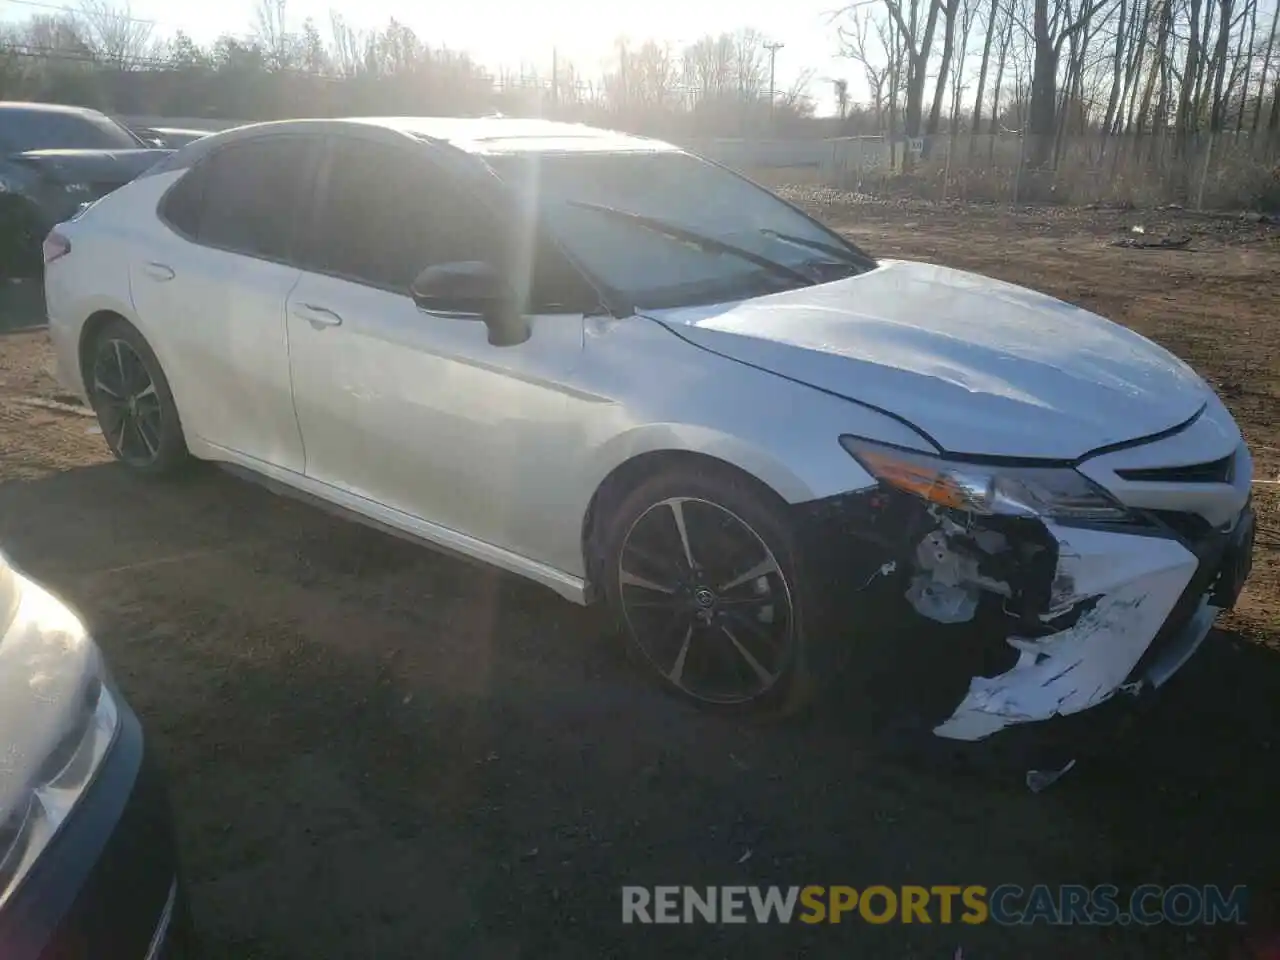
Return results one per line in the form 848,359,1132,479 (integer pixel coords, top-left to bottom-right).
200,444,588,605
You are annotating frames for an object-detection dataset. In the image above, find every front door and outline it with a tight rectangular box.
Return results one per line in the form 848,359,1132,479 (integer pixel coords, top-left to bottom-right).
285,134,597,564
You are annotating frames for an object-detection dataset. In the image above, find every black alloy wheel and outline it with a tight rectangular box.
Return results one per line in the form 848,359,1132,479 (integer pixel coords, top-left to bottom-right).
616,495,798,705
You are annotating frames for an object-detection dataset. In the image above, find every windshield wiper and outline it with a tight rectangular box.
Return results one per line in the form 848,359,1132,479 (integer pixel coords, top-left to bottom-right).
759,229,874,269
566,200,814,287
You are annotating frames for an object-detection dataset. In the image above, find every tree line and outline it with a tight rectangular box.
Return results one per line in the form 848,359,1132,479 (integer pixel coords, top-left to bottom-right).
0,0,819,139
0,0,1275,204
837,0,1280,165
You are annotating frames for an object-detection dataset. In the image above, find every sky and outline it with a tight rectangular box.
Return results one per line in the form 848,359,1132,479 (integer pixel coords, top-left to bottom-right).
2,0,859,114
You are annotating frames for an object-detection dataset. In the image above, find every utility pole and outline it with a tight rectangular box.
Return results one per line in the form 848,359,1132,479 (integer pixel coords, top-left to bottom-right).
763,40,785,130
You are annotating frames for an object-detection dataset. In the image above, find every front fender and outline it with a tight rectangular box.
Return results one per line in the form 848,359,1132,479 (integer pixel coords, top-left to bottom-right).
588,421,876,507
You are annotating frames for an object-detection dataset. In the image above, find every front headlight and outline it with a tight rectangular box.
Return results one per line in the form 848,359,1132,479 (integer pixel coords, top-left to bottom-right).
840,437,1128,522
0,564,121,908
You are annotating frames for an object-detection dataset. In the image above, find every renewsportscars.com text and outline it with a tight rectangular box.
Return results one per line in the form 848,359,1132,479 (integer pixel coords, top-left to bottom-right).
621,884,1248,926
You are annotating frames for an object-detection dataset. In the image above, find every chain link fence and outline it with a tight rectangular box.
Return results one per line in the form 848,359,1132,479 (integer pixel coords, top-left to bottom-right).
722,131,1280,211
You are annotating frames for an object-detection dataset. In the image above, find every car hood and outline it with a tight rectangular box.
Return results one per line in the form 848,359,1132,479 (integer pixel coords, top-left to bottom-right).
9,147,173,185
644,260,1211,460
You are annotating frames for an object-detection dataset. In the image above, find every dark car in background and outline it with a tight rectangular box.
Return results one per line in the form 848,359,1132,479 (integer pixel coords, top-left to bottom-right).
128,127,213,151
0,102,172,279
0,548,195,958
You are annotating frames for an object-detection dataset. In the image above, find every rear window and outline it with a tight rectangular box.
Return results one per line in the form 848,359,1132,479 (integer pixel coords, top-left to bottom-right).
159,164,206,237
159,136,316,262
0,107,141,153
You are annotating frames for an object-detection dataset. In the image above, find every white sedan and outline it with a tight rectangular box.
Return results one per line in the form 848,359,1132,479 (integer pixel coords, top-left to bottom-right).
43,117,1255,741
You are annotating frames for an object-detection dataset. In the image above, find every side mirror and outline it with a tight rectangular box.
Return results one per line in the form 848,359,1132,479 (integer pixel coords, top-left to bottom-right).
410,261,530,347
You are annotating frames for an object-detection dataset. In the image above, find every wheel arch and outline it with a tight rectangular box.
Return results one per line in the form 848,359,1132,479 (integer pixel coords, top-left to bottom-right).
78,310,189,445
578,444,810,605
78,308,134,393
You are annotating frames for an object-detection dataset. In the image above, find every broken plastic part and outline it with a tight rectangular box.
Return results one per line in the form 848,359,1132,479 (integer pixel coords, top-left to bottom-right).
932,524,1199,741
905,574,979,623
904,520,1015,624
1026,758,1077,793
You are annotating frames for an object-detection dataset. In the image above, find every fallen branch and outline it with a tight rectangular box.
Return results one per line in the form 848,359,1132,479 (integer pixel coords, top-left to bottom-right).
11,396,94,417
1109,236,1193,250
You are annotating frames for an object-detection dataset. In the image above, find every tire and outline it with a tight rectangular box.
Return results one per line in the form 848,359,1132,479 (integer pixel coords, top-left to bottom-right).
599,459,820,715
87,319,190,476
0,198,44,281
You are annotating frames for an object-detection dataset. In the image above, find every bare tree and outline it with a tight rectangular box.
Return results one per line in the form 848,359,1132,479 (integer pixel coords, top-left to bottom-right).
926,0,959,134
254,0,290,69
838,8,894,123
1253,0,1278,132
328,11,365,78
732,28,769,99
948,0,978,133
969,0,1004,144
76,0,154,67
682,33,737,101
989,0,1019,134
1026,0,1114,163
779,68,817,112
837,0,948,143
631,40,679,110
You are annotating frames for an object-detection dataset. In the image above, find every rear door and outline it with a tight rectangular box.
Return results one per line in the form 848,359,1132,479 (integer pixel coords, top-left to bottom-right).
131,134,321,472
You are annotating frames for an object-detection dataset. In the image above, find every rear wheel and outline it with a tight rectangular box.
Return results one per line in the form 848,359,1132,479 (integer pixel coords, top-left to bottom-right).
88,320,189,475
600,461,818,714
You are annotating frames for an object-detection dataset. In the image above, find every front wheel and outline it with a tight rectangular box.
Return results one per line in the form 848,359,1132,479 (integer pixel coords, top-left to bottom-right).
600,462,819,714
88,319,190,475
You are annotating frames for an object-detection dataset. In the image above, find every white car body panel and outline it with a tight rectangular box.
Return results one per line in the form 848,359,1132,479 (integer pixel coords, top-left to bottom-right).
1075,392,1251,528
130,226,307,473
647,260,1211,460
284,268,592,565
933,525,1201,741
42,117,1255,745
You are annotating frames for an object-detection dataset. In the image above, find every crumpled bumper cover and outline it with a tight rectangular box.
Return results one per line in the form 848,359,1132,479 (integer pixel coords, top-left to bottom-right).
931,506,1250,741
933,524,1199,740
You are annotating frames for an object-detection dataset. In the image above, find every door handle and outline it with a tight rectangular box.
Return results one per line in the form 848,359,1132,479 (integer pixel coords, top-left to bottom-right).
293,303,343,329
142,261,175,282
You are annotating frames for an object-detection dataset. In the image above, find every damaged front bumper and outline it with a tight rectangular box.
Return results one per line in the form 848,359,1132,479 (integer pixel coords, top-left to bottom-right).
932,506,1254,740
800,473,1255,746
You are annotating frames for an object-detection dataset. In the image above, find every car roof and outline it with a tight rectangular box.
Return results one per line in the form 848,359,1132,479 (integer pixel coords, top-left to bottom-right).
351,117,677,155
0,101,111,118
187,116,680,157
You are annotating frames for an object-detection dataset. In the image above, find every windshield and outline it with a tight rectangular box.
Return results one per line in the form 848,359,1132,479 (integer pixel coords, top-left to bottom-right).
0,107,142,153
484,151,873,310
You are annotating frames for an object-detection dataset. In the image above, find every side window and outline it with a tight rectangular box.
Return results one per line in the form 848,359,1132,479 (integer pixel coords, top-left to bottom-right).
307,137,596,312
194,137,314,261
158,164,206,238
306,138,500,291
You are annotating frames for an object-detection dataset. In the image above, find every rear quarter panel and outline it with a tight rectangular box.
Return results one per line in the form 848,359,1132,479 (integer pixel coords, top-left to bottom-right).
43,172,181,403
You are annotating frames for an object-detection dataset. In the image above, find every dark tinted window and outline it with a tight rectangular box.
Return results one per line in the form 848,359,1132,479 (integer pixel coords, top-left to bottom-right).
0,106,141,152
307,137,593,311
159,164,206,237
307,138,498,291
196,137,314,261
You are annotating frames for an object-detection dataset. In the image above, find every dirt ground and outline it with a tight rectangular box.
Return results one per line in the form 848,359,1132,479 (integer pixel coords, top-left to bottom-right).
1,202,1278,959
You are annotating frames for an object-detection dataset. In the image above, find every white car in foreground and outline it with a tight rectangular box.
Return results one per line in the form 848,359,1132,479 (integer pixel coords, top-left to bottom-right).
44,118,1255,742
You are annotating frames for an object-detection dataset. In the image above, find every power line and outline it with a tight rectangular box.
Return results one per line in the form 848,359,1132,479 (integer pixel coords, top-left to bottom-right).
2,0,157,24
